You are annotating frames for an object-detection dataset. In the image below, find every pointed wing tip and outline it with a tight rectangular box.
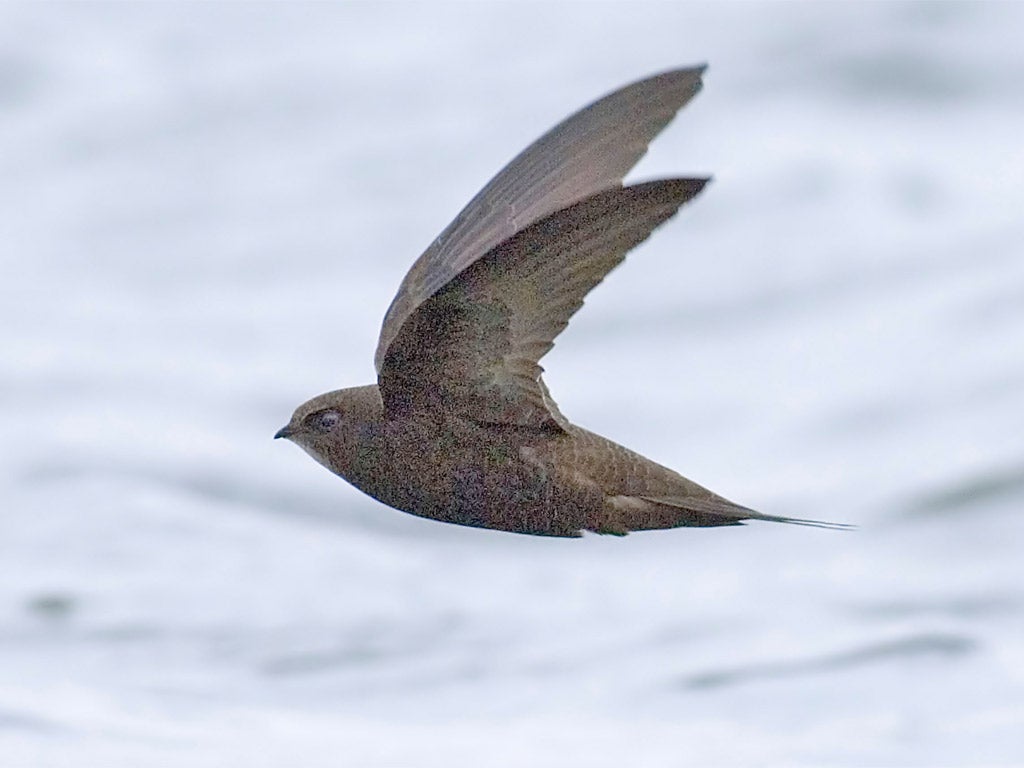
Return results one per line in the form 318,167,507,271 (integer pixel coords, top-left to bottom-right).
670,177,712,207
656,63,708,76
624,65,707,114
655,63,709,89
690,175,713,193
627,177,713,209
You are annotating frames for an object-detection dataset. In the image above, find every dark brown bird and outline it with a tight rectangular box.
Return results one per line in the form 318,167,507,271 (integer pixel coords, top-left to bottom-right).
275,66,846,537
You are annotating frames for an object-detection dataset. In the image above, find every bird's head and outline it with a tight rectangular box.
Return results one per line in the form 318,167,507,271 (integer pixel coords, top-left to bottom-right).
274,384,384,479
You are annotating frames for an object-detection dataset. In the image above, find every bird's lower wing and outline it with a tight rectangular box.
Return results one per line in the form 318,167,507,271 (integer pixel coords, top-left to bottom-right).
377,179,707,429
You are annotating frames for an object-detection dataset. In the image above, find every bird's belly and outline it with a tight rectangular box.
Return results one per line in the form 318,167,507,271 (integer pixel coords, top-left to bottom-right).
368,420,596,537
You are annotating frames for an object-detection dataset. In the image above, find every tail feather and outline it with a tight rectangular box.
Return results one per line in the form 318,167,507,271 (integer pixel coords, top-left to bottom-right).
595,494,854,533
642,495,854,531
736,508,856,531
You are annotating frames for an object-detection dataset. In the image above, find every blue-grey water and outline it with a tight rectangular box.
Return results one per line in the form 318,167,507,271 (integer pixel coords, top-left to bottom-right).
2,3,1023,766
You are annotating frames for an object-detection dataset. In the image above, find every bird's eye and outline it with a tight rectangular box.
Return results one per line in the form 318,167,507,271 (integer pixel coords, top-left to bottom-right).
306,409,341,434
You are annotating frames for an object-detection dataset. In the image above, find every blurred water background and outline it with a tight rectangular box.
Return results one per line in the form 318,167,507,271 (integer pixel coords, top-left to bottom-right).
2,2,1023,766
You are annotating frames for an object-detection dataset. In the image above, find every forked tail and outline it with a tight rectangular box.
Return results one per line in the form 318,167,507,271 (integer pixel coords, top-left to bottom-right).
599,494,856,533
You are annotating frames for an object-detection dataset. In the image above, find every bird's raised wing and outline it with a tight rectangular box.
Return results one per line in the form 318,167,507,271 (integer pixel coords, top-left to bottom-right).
377,179,708,430
374,66,706,373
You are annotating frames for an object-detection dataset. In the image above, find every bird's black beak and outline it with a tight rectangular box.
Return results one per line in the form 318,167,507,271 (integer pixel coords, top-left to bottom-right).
274,425,294,440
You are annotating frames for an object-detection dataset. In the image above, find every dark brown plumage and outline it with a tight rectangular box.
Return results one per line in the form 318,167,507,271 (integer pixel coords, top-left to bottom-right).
275,66,846,537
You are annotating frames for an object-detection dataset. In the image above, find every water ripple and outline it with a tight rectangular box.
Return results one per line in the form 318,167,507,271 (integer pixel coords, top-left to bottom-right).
681,633,976,690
